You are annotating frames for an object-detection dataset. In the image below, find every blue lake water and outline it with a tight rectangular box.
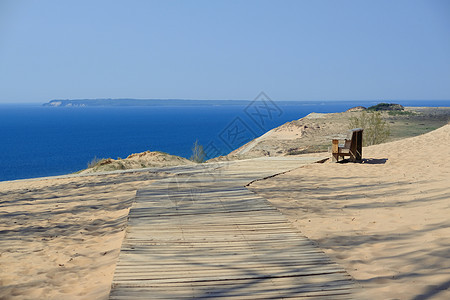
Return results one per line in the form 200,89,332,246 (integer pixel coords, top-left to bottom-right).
0,100,448,181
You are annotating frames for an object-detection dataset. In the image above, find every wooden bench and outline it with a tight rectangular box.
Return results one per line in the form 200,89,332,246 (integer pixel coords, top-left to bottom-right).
332,128,363,162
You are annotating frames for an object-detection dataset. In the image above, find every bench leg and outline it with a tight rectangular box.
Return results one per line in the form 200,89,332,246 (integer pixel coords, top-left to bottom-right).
349,151,355,162
331,140,339,163
349,150,362,163
332,153,338,162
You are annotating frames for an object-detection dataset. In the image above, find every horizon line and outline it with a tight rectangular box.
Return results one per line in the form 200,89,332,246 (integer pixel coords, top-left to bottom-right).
2,98,450,105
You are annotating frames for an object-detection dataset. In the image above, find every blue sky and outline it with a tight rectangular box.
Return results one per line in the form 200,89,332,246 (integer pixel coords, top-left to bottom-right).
0,0,449,103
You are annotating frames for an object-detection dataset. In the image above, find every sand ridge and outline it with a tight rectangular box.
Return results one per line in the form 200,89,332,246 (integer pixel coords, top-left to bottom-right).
218,107,450,160
80,150,195,174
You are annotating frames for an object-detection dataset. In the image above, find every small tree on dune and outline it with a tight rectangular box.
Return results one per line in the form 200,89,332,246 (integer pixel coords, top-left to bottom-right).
190,139,206,163
348,111,390,146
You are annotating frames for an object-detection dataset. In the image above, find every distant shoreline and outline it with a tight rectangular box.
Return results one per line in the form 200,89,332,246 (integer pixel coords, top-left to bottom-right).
43,98,253,107
41,98,450,107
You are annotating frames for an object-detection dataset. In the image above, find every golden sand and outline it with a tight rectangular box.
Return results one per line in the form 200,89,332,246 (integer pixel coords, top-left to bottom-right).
250,124,450,299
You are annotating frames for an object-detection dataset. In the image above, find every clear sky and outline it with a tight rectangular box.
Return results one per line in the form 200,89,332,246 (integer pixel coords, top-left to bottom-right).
0,0,449,103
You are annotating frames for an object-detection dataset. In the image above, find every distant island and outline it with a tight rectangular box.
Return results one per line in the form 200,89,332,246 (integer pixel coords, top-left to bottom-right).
42,98,254,107
42,98,364,107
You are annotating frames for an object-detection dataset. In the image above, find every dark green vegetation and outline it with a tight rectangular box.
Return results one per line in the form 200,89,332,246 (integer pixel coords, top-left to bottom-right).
388,110,416,116
367,103,404,111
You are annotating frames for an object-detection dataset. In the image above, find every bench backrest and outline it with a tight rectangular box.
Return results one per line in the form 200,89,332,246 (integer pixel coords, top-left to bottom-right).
348,128,363,161
348,128,363,137
344,128,363,147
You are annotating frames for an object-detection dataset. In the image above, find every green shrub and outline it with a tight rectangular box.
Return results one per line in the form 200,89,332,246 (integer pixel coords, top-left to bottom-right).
87,156,113,169
388,110,415,116
190,139,206,163
349,111,391,146
367,103,404,111
87,156,102,168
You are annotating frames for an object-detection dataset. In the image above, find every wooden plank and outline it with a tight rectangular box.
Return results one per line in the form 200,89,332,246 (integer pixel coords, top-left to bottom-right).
120,240,316,249
111,288,353,300
110,280,353,295
110,288,353,299
110,284,352,299
112,268,349,280
125,222,295,229
115,252,327,262
113,260,336,271
112,268,347,284
125,282,353,293
114,256,332,266
111,274,353,290
124,226,298,233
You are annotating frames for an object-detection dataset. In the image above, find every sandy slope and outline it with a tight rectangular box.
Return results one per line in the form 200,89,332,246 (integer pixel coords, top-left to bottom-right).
80,151,195,174
0,171,165,299
249,124,450,299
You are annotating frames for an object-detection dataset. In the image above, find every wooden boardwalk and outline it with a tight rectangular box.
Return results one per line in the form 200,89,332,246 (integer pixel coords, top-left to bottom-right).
110,158,354,299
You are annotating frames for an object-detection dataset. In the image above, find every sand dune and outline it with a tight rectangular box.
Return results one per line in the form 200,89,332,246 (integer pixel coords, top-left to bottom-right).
0,171,166,299
80,150,195,174
220,107,450,160
249,124,450,299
